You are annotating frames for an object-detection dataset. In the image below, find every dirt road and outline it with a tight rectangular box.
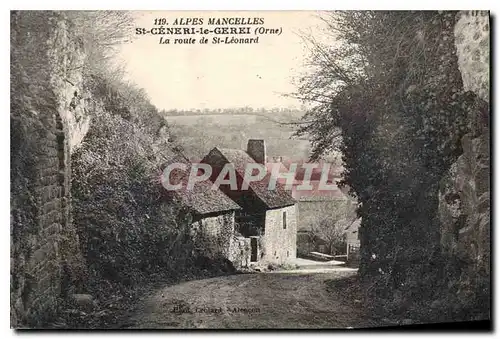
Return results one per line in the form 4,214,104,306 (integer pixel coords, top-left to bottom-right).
127,270,382,329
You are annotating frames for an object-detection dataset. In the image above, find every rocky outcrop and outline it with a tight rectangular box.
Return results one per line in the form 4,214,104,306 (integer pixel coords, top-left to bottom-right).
437,10,489,316
46,15,90,153
438,133,490,268
454,11,490,103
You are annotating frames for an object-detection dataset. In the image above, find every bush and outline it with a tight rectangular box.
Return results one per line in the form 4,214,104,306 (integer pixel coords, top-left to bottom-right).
71,78,191,290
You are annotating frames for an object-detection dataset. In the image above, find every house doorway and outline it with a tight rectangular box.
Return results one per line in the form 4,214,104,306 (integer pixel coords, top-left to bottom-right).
250,237,258,262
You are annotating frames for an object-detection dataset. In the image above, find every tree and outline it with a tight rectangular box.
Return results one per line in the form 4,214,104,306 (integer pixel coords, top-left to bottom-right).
64,10,135,58
311,219,346,255
62,11,135,87
294,11,478,302
309,198,357,255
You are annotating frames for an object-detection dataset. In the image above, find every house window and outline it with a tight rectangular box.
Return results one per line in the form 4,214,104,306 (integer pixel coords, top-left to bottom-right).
283,211,287,229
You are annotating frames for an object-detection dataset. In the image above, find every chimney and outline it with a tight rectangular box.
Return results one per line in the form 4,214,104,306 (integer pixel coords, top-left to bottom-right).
247,139,266,164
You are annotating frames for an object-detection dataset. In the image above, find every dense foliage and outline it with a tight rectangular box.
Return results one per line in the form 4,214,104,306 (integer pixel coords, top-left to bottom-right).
67,11,218,295
71,101,184,287
295,11,485,321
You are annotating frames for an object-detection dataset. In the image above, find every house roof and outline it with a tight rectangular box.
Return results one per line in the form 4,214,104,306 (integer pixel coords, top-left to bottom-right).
163,163,241,215
344,218,362,232
297,192,345,202
294,181,346,201
218,148,256,171
293,160,343,181
205,147,296,209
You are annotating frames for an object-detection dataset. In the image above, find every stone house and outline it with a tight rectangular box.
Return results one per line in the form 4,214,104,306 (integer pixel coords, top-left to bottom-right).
201,139,298,266
162,163,241,260
344,218,361,264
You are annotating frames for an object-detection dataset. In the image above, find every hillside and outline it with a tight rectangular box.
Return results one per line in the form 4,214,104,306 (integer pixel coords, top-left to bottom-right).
165,110,312,161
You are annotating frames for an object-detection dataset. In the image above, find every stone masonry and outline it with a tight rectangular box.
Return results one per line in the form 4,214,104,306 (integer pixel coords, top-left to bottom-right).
10,11,86,327
191,212,236,259
260,204,298,265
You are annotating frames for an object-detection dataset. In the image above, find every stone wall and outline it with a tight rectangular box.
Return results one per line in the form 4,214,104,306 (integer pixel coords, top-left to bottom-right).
10,11,87,327
260,204,297,264
191,212,236,259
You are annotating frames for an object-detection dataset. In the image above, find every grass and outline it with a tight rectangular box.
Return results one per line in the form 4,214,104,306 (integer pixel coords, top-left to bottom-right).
166,114,311,160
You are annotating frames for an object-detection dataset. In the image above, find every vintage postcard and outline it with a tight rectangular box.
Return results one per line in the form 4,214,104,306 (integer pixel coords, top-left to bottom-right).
10,10,490,330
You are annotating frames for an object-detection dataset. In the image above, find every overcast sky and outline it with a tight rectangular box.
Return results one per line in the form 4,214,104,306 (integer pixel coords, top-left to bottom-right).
118,11,328,110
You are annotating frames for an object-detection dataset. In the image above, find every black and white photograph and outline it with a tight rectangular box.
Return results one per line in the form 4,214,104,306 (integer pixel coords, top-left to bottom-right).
9,7,491,330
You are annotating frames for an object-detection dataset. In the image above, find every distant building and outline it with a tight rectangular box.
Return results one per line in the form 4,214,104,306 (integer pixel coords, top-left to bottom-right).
263,155,354,257
344,218,361,264
202,139,298,266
